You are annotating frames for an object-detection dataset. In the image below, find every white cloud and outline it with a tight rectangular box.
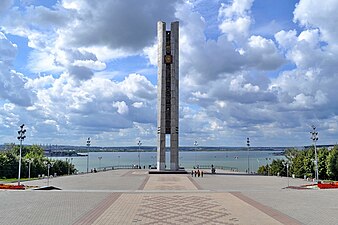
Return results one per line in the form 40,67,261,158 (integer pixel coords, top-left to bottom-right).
218,0,253,41
218,0,254,18
246,35,285,70
219,16,251,41
1,0,338,146
0,32,17,63
3,103,15,111
72,60,106,71
0,32,35,106
58,0,181,52
120,73,156,101
275,30,298,49
294,0,338,44
25,75,54,89
143,43,157,66
113,101,129,115
132,102,144,108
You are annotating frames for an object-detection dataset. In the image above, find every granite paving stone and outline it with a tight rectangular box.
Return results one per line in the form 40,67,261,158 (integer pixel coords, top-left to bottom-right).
1,169,336,225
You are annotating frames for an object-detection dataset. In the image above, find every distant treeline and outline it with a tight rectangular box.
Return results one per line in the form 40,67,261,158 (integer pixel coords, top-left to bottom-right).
0,144,288,153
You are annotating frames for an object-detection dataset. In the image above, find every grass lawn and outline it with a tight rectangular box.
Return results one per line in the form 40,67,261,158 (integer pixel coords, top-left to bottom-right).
0,178,36,183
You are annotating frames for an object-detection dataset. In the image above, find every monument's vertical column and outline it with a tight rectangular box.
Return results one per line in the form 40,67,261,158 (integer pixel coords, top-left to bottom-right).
157,21,166,171
170,21,179,171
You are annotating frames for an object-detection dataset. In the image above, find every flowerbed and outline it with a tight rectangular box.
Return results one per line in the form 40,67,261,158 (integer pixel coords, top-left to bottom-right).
317,182,338,189
0,184,25,190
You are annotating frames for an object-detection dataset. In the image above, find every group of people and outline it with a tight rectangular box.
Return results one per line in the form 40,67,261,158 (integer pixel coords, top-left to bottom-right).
191,169,204,177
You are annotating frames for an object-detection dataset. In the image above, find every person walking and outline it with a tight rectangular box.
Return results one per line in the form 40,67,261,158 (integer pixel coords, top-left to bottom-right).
201,170,204,177
191,170,194,177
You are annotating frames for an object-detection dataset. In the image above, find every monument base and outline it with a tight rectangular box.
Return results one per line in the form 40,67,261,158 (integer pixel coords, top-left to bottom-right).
148,169,188,174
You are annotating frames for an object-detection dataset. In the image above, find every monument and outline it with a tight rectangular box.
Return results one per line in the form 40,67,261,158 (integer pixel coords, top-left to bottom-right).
157,21,179,171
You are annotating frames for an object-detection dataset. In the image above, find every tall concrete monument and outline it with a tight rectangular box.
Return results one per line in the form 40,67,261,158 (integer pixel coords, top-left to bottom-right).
157,21,179,171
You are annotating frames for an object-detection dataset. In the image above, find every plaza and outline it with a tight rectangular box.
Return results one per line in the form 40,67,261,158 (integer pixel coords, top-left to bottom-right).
1,170,338,225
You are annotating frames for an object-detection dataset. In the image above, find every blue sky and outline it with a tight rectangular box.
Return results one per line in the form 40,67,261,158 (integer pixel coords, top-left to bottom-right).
1,0,338,147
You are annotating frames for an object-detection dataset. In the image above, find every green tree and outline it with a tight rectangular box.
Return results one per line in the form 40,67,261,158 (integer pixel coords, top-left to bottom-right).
318,148,329,180
269,159,286,176
0,150,18,178
257,164,268,175
0,145,77,179
326,146,338,180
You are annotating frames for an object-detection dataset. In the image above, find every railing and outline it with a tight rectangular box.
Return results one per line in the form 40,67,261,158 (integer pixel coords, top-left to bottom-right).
93,165,138,172
193,165,238,172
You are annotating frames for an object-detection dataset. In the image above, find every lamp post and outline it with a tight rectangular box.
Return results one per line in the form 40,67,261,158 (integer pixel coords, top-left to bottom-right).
66,157,68,174
282,161,289,187
194,141,198,168
66,158,73,175
17,124,26,186
137,140,142,169
70,158,73,174
98,156,102,170
86,137,91,173
151,156,156,167
27,159,33,180
247,137,250,174
266,158,271,176
44,161,53,186
310,125,319,183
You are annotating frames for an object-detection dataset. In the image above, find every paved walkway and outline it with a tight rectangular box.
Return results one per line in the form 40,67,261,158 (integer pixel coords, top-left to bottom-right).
1,169,337,225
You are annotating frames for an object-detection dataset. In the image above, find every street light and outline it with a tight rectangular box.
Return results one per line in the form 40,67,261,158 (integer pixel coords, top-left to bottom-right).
86,137,91,173
98,156,102,170
137,140,142,169
17,124,26,186
70,158,73,174
194,141,198,168
151,156,155,167
310,125,319,183
266,158,271,176
247,137,250,174
44,161,54,186
66,158,73,175
27,159,33,180
282,161,290,187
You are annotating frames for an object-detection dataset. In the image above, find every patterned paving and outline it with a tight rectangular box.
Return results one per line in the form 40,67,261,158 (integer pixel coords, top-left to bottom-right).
135,194,238,225
66,173,302,225
90,193,285,225
143,174,198,190
85,174,290,224
73,193,122,225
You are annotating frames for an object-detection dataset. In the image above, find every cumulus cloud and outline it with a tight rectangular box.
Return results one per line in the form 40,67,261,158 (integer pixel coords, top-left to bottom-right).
218,0,253,41
0,32,35,106
246,35,285,70
294,0,338,44
59,0,181,51
1,0,180,81
1,0,338,146
15,71,157,144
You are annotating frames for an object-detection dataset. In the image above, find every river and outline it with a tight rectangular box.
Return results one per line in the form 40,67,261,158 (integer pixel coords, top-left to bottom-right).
50,150,285,173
